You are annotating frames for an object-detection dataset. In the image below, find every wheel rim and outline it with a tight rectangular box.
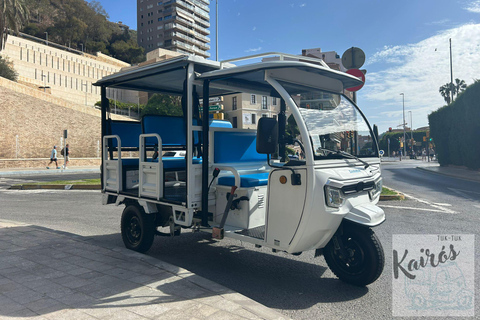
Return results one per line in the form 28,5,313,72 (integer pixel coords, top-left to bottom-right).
126,215,142,245
333,236,366,275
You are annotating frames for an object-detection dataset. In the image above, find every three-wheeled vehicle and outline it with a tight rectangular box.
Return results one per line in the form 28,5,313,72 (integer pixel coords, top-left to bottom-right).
95,52,385,286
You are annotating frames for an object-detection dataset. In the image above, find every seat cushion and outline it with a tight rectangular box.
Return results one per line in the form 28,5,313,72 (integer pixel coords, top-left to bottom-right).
120,158,139,166
161,157,202,170
217,172,269,188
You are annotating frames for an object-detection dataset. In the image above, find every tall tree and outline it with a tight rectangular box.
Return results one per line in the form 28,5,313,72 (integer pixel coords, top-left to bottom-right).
439,83,451,104
453,78,467,96
0,0,29,50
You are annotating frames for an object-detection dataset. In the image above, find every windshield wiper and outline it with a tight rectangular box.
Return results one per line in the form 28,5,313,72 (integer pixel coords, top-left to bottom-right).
336,150,370,169
318,148,369,169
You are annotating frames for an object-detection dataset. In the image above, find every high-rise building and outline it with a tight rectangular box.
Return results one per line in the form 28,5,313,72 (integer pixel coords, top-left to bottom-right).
137,0,211,58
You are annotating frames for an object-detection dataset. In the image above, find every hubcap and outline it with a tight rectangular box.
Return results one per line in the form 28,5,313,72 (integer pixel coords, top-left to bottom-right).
127,216,141,245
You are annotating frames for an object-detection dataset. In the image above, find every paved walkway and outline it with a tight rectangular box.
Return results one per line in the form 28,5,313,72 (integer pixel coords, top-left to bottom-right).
0,220,287,319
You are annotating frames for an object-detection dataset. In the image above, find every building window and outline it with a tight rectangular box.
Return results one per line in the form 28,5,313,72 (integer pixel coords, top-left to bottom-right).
262,114,268,118
232,117,238,128
250,94,256,104
273,115,277,120
164,15,172,20
252,114,256,124
232,96,237,110
158,17,162,21
262,96,267,109
272,97,277,105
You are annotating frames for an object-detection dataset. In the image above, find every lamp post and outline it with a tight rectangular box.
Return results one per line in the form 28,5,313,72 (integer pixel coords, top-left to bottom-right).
45,32,48,46
400,93,406,159
216,0,218,61
449,38,454,103
408,111,413,140
42,74,46,92
82,82,87,106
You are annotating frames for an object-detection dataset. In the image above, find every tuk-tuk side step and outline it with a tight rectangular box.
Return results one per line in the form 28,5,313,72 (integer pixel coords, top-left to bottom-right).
235,225,265,240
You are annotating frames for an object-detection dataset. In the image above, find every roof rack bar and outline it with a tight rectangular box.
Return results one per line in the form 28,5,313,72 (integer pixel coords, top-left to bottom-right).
220,52,329,69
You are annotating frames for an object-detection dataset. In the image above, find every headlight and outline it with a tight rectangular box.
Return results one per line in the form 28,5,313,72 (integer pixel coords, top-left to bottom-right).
324,185,345,208
369,178,383,200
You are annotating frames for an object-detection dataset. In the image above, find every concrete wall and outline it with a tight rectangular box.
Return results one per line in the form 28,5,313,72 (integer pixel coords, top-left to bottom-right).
1,34,130,107
0,78,131,168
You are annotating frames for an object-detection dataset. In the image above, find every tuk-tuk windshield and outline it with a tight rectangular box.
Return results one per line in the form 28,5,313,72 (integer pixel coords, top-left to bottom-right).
283,85,377,159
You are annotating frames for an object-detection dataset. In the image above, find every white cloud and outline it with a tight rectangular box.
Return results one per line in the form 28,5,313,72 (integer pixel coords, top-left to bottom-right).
361,23,480,133
252,26,257,31
425,18,451,26
464,0,480,13
300,3,306,7
245,47,262,53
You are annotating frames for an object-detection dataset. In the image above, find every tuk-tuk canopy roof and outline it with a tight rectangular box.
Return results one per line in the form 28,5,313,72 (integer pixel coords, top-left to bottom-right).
94,54,363,97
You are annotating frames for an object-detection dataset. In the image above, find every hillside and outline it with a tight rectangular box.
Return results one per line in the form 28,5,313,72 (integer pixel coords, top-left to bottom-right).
21,0,145,64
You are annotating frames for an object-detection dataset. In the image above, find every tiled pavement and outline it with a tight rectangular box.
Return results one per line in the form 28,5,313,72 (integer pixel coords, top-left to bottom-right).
0,220,287,320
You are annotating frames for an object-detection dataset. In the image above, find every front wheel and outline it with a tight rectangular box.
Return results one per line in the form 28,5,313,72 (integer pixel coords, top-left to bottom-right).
323,223,384,286
121,204,155,253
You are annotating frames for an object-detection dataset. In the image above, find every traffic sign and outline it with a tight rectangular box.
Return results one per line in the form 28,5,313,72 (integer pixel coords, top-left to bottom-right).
341,47,366,69
345,69,365,92
199,104,223,112
379,150,385,156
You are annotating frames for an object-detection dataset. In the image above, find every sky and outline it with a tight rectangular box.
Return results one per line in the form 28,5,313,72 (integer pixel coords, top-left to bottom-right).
92,0,480,133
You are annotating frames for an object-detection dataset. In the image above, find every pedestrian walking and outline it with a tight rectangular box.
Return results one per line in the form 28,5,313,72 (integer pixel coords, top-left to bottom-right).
46,146,60,169
62,144,70,169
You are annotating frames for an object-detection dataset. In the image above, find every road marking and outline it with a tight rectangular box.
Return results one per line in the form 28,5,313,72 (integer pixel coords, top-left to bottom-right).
379,204,455,213
396,192,457,214
432,203,452,206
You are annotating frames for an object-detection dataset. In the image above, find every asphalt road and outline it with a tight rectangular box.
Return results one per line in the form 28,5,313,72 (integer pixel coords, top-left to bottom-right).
1,162,479,319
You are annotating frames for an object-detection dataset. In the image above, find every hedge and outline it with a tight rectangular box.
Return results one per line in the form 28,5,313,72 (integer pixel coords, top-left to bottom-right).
428,80,480,169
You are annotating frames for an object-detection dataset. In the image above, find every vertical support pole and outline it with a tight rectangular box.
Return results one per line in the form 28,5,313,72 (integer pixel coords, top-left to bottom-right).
101,86,108,188
201,80,210,226
278,99,286,162
186,63,195,210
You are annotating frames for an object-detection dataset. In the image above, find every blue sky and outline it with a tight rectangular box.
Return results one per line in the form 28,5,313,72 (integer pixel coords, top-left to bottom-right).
94,0,480,133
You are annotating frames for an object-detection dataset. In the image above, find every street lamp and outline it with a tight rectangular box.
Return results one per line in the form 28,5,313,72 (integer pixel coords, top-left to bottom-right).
408,111,413,140
216,0,218,61
82,82,87,106
42,74,46,92
45,32,48,46
400,93,406,158
449,38,454,103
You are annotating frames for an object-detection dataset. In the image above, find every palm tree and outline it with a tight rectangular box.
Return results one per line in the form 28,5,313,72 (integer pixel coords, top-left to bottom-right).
453,78,467,96
439,83,451,104
0,0,29,51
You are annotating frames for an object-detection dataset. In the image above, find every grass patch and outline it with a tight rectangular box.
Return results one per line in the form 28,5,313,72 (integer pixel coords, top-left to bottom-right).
20,178,101,186
381,187,397,196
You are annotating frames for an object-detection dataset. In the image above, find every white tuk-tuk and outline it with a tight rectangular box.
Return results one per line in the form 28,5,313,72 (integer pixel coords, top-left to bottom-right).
95,53,385,286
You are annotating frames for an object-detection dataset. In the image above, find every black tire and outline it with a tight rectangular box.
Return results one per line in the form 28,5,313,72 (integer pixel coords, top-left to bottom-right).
121,204,155,253
324,223,384,286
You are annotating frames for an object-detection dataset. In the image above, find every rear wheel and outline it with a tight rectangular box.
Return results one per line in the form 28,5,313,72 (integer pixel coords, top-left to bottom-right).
121,204,155,253
324,223,384,286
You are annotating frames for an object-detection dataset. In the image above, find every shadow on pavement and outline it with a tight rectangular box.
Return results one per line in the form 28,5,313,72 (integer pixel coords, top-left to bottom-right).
88,230,370,311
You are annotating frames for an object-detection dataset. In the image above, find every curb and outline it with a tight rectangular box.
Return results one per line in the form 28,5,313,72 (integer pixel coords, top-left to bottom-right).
416,166,480,183
9,184,101,190
380,187,405,201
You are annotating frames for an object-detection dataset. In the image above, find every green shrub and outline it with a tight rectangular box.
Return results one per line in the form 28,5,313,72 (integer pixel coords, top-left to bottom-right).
429,81,480,169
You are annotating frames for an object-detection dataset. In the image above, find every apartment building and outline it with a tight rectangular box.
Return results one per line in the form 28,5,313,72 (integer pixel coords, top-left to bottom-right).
137,0,210,58
222,93,283,129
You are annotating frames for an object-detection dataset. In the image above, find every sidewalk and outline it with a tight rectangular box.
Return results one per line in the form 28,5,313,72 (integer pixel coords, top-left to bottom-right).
0,220,288,319
415,163,480,183
0,166,100,176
